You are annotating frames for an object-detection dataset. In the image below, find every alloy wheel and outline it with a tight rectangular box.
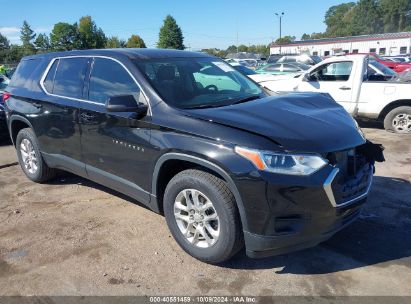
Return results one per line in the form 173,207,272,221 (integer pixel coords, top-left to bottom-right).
20,138,38,174
174,189,220,248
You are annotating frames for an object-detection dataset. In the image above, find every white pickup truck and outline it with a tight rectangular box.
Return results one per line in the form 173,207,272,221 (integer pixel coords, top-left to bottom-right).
263,54,411,133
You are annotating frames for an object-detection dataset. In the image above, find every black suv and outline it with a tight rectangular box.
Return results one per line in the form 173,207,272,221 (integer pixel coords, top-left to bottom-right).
4,49,382,263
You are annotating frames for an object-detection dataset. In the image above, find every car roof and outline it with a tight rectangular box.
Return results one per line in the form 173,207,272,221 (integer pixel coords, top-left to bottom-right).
22,48,213,62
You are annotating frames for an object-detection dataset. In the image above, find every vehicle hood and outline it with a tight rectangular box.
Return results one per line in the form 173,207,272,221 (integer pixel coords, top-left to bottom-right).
395,62,411,72
183,92,366,153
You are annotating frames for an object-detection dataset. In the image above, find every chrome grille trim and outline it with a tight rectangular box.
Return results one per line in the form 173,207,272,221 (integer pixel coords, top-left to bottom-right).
323,165,373,208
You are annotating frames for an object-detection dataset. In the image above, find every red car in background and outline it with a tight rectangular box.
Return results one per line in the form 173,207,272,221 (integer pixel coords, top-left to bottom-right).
349,53,411,73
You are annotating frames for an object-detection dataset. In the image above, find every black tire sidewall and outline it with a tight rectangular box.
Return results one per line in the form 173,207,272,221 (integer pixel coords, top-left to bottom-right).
384,106,411,133
164,171,238,263
16,128,45,182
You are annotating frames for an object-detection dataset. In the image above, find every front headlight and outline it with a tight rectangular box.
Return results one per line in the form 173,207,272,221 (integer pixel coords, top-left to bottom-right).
235,146,328,176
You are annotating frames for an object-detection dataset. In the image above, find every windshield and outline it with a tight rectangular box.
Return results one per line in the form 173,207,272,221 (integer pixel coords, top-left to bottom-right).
135,57,264,109
370,61,397,76
293,63,311,70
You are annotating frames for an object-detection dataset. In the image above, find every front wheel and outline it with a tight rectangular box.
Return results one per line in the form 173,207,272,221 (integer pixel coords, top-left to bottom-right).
383,106,411,133
163,169,243,264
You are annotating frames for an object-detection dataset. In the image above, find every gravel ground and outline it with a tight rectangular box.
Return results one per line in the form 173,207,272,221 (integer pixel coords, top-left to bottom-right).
0,128,410,296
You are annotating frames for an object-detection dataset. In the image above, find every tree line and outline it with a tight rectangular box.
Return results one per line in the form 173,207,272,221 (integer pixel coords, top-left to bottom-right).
276,0,411,44
201,45,270,59
0,15,184,64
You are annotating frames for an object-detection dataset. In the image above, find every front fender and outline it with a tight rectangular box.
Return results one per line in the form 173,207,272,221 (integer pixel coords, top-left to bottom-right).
151,152,251,232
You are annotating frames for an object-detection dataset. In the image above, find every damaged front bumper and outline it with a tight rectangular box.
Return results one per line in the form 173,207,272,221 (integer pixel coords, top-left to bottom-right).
241,140,384,259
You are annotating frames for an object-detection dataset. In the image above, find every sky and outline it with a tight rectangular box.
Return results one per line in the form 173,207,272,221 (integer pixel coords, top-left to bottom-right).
0,0,348,50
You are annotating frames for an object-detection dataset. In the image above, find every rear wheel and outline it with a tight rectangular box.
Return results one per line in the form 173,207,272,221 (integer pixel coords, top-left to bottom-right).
16,128,56,182
384,106,411,133
163,169,243,263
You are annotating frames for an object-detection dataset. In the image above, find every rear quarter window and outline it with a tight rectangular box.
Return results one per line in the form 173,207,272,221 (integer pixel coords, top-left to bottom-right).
9,59,42,88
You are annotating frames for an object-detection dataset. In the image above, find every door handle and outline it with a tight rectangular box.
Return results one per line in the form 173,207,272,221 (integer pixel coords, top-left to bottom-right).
339,86,351,90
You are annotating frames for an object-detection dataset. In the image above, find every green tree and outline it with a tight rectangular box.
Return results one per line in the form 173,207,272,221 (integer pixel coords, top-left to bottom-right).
157,15,185,50
311,32,327,39
0,33,10,50
350,0,383,35
0,33,11,63
201,48,219,56
3,45,24,63
50,22,79,51
254,44,270,58
226,45,237,53
237,44,248,52
34,33,50,52
106,36,126,48
77,16,107,49
301,33,311,40
217,49,228,58
126,34,146,48
380,0,411,32
20,21,36,55
324,2,356,37
275,35,295,45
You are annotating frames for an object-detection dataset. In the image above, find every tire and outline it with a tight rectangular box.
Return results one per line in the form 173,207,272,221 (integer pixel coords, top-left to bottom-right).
16,128,56,183
163,169,243,264
383,106,411,134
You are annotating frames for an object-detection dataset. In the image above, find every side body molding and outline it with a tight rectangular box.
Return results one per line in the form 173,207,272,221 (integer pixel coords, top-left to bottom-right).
151,153,249,231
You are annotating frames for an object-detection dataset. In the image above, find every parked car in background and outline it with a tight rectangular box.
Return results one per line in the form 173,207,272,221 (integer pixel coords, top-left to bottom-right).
354,53,411,73
368,61,398,80
255,62,310,75
383,56,411,63
0,75,10,138
4,49,384,263
260,54,411,133
0,94,7,138
0,74,9,92
225,58,261,70
230,62,294,87
267,54,322,66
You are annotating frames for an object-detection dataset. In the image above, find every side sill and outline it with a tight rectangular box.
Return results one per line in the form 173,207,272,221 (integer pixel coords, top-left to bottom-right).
42,152,155,211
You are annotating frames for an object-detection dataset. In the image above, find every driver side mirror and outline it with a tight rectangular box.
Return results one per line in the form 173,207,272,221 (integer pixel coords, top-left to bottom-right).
303,72,317,82
105,94,148,117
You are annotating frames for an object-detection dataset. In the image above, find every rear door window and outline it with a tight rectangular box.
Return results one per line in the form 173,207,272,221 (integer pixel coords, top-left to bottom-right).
53,57,88,99
88,58,141,104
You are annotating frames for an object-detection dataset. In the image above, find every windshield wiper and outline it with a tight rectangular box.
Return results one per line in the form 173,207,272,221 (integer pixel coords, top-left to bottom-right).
230,95,261,105
183,103,226,109
183,95,261,109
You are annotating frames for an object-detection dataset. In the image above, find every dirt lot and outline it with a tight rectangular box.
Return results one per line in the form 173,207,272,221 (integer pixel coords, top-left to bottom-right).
0,128,410,296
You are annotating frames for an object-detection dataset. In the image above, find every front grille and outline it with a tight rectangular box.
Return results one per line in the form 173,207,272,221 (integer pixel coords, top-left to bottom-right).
326,149,372,205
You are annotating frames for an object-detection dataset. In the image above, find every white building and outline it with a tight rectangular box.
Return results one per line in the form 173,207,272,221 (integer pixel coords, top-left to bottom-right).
270,32,411,57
